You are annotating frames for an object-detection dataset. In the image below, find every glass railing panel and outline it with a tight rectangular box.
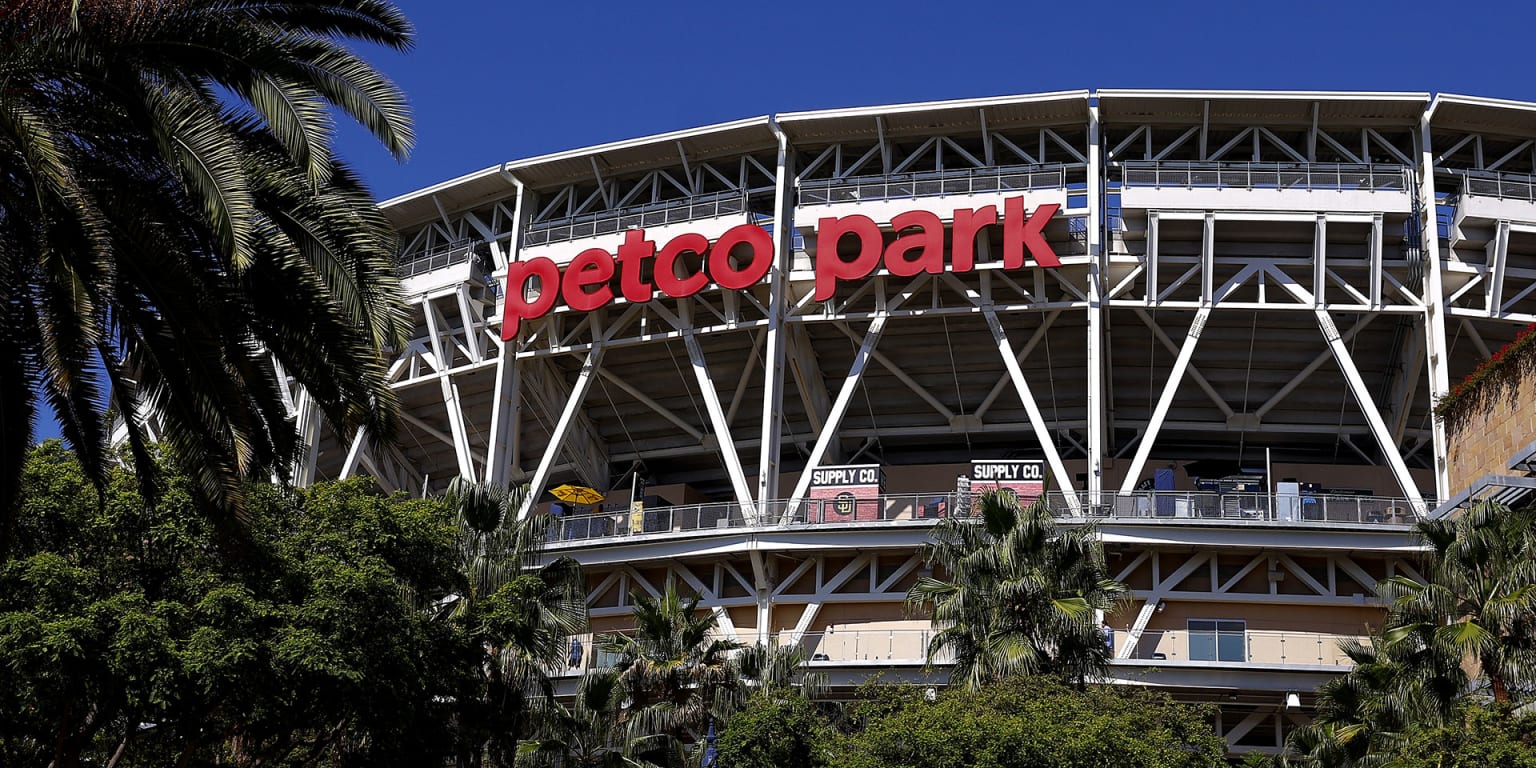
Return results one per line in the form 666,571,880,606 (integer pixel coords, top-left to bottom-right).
538,489,1429,546
1121,162,1410,194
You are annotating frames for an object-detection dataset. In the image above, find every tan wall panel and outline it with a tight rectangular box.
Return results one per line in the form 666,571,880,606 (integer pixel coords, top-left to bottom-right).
1446,370,1536,495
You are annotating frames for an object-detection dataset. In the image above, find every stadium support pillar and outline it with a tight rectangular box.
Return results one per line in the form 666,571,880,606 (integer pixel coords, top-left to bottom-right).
1086,103,1106,506
1269,272,1427,512
984,308,1080,511
1314,308,1427,514
485,354,521,487
1419,114,1452,501
788,317,888,508
685,332,758,516
1119,306,1211,495
758,121,795,507
423,295,478,484
486,178,529,489
292,389,322,486
519,348,604,519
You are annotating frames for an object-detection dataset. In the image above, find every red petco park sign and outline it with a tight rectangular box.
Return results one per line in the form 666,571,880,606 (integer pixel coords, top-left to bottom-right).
501,196,1061,338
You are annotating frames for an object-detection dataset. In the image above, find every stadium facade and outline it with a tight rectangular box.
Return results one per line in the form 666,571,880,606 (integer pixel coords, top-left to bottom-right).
300,90,1536,754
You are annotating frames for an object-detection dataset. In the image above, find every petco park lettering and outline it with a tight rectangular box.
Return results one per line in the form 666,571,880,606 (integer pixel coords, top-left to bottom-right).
501,196,1060,338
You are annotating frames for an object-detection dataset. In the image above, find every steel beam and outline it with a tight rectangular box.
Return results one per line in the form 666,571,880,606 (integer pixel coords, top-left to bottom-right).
1086,103,1106,505
519,348,604,518
684,332,758,514
1118,307,1211,494
423,296,478,483
758,123,795,507
1418,115,1452,499
788,317,888,507
984,308,1080,510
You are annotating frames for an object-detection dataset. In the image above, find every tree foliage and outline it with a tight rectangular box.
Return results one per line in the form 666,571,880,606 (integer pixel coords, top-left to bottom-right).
0,0,417,553
826,676,1225,768
715,691,832,768
1285,500,1536,767
0,441,462,767
437,479,588,768
1389,704,1536,768
599,583,746,745
1381,500,1536,704
906,491,1130,689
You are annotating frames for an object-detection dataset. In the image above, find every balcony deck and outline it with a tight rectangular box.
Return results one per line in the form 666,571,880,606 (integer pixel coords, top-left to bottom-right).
541,491,1425,561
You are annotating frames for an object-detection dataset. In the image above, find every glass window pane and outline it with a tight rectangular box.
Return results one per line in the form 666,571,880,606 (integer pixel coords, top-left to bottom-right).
1218,632,1246,662
1218,621,1246,633
1189,620,1217,632
1189,632,1217,661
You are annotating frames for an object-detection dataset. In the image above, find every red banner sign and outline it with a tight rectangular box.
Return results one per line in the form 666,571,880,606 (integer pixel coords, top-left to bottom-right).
502,196,1060,338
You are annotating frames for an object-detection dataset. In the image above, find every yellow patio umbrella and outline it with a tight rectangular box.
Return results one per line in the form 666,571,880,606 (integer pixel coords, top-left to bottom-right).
549,484,606,505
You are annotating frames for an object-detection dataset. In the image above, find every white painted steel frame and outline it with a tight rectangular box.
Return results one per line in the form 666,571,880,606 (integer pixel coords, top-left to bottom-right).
312,91,1536,517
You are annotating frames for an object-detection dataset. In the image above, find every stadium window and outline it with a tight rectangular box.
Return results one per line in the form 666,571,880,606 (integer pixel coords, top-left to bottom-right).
1188,619,1246,662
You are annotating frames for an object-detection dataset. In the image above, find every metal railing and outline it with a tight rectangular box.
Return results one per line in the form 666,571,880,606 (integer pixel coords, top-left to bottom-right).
523,191,749,248
784,629,952,664
397,238,478,278
554,629,1368,670
1457,171,1536,203
545,493,947,542
542,490,1425,545
1123,629,1368,667
1048,490,1426,526
798,164,1073,206
1121,162,1410,192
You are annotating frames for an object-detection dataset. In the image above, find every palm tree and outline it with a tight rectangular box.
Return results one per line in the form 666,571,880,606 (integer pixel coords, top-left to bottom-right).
599,584,745,746
516,670,671,768
1380,500,1536,705
1283,630,1464,768
439,478,588,768
906,491,1130,690
734,641,825,698
0,0,417,552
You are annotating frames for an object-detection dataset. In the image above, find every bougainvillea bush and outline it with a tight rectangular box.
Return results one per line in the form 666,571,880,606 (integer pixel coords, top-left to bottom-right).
1434,322,1536,423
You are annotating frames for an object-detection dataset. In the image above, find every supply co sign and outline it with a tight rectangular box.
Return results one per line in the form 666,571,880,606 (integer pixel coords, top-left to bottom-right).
501,196,1061,338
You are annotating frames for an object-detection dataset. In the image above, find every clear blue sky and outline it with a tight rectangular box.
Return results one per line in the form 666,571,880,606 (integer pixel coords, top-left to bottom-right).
31,0,1536,443
338,0,1536,199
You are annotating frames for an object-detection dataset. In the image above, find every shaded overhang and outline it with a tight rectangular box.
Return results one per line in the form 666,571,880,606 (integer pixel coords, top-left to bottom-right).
776,90,1091,144
380,116,779,230
1430,93,1536,140
1098,89,1428,127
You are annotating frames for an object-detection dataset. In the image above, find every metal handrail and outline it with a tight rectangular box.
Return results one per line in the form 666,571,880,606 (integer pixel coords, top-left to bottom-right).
1122,628,1370,667
542,489,1429,545
797,164,1075,206
523,191,749,248
555,628,1370,672
397,238,478,278
1058,490,1427,525
1453,169,1536,203
1121,161,1410,192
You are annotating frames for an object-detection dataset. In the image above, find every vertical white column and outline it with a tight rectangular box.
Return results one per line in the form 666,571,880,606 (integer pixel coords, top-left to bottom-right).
486,179,529,488
423,296,477,484
758,122,795,506
1418,113,1452,501
1085,102,1106,507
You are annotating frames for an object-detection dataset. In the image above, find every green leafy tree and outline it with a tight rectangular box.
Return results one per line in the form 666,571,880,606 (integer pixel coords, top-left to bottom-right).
715,690,832,768
1389,703,1536,768
0,441,461,767
828,676,1224,768
906,491,1130,689
0,0,417,552
1381,500,1536,704
437,478,588,768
